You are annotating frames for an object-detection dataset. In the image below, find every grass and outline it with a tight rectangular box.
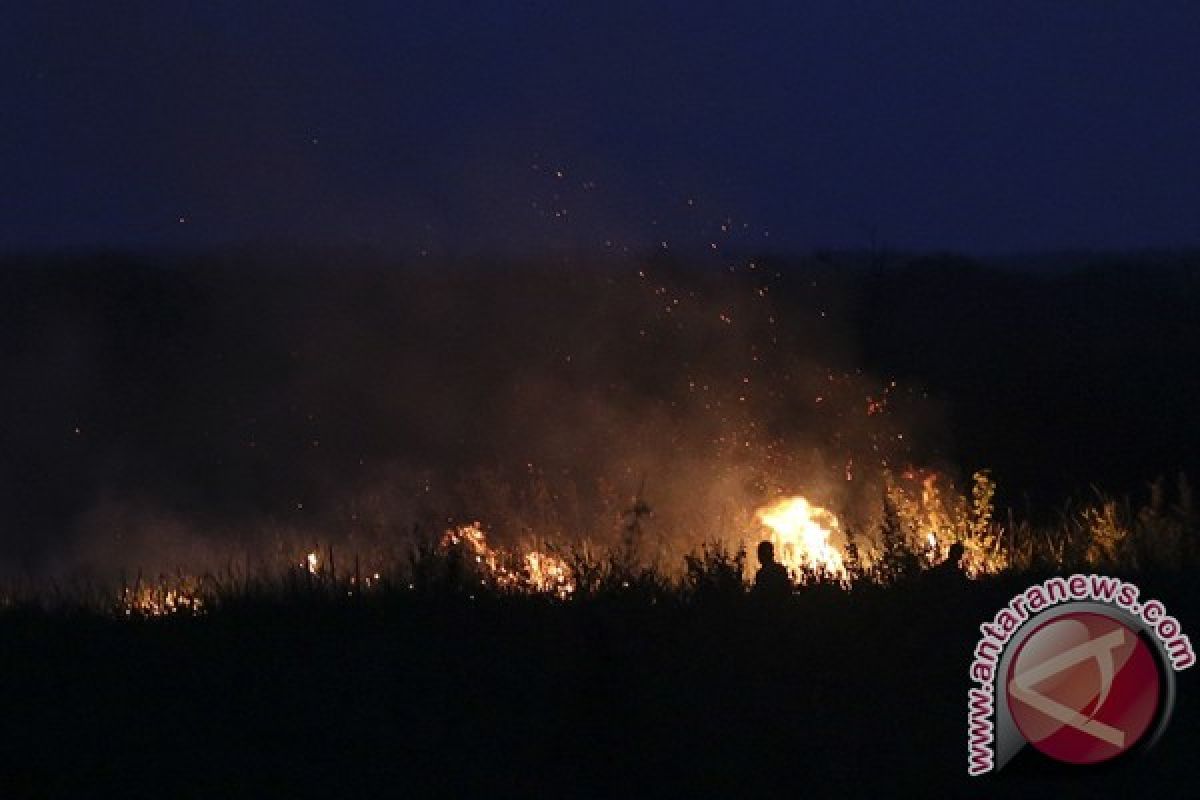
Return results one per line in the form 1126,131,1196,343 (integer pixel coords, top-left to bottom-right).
3,565,1199,798
2,474,1197,618
1,478,1198,797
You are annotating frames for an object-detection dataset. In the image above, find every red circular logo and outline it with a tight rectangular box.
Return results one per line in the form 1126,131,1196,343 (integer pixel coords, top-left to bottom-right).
1006,611,1161,765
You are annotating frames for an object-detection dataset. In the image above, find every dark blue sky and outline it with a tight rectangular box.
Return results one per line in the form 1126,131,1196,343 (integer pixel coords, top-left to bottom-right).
4,2,1199,256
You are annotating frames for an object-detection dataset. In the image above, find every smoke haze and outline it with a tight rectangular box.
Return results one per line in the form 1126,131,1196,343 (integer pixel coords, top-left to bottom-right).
0,251,937,578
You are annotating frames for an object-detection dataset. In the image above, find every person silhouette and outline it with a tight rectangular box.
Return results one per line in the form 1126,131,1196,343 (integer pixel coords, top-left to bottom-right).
930,541,966,587
753,540,792,598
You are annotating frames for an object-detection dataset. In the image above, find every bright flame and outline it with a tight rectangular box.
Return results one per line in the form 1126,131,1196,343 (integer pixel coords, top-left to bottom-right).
887,469,1006,578
755,496,845,579
120,576,205,617
523,550,574,596
306,551,320,574
440,522,575,599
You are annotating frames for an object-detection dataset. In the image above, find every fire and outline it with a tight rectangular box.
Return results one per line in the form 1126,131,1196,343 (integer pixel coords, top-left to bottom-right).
120,575,205,617
101,470,1007,621
755,495,846,580
440,522,575,599
886,469,1006,577
523,550,574,596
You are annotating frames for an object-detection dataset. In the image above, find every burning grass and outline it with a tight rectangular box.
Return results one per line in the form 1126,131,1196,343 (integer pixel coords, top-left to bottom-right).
4,472,1194,620
2,472,1198,798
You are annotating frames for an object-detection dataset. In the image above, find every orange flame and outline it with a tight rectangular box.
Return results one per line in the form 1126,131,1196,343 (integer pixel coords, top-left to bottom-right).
755,495,845,580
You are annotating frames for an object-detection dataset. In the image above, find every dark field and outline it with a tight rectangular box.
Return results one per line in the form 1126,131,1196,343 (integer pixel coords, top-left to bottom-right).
0,572,1197,798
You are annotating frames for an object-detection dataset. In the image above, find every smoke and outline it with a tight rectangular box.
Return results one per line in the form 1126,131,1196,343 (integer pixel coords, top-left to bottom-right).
0,251,946,578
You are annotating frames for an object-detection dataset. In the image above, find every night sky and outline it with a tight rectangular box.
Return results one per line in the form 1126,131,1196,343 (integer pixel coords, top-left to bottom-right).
4,2,1200,256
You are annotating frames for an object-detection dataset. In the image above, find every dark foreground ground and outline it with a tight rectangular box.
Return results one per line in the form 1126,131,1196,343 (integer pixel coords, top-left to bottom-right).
1,574,1197,798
